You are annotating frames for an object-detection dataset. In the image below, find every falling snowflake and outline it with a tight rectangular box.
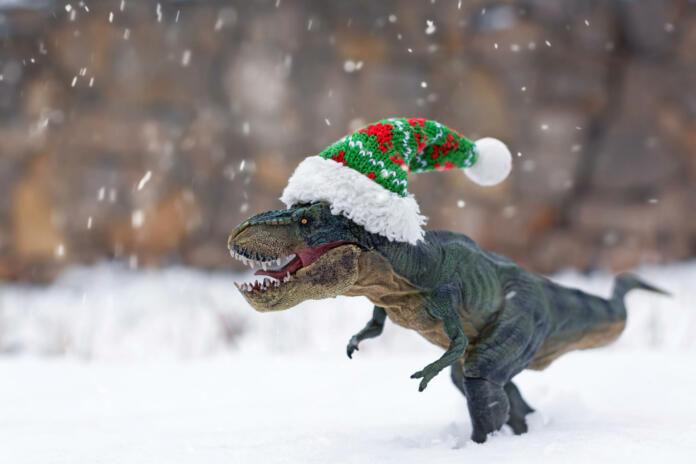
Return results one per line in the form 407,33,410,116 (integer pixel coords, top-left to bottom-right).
137,171,152,191
131,210,145,229
181,50,191,67
425,20,436,35
343,60,363,73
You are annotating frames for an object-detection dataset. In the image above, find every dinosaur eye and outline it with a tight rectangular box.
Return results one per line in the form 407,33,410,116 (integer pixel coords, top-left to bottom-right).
301,218,308,225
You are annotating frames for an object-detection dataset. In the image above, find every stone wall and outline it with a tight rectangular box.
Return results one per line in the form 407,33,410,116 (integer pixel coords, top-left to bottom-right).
0,0,694,282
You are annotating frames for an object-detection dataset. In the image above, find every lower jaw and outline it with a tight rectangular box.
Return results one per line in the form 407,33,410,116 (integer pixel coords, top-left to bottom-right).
242,243,362,311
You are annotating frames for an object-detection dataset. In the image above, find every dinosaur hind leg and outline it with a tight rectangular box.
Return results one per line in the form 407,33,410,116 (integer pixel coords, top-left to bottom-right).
450,362,510,443
461,289,546,442
504,381,534,435
452,364,534,439
451,363,534,439
463,378,510,443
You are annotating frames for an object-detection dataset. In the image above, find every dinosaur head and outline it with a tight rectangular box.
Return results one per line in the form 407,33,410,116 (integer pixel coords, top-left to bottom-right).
227,202,363,312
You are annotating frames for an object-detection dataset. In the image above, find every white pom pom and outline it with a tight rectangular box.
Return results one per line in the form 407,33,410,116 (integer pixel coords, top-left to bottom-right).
463,137,512,186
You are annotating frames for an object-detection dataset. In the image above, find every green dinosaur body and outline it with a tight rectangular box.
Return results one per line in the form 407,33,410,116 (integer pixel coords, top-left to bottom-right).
228,202,665,443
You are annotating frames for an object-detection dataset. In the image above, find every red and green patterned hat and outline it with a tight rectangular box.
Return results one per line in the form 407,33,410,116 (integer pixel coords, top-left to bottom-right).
281,118,512,244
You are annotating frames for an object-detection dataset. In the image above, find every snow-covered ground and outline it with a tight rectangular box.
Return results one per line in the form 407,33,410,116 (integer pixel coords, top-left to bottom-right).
1,261,695,462
1,351,695,463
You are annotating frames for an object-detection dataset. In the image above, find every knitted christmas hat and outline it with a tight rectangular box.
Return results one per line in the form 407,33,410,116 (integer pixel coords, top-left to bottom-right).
281,118,512,244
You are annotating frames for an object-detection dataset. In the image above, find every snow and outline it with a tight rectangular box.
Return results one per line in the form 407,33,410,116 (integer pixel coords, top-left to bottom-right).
1,261,695,462
2,261,694,358
1,351,695,463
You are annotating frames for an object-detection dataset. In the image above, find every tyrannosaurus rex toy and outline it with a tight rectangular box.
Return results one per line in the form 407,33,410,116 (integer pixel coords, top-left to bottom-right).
227,201,665,443
226,118,665,443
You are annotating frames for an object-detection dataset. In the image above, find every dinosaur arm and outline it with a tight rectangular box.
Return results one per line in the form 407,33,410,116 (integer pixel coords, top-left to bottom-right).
411,284,469,392
346,306,387,359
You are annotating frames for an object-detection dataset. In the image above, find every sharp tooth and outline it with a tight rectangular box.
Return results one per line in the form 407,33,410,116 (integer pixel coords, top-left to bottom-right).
277,258,281,266
262,262,267,271
234,282,240,290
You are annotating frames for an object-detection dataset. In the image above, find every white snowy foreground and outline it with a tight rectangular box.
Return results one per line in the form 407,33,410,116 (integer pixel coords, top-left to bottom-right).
1,351,695,463
1,261,695,463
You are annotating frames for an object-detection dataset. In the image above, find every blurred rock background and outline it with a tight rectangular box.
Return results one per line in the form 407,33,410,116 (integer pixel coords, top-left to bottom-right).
0,0,694,282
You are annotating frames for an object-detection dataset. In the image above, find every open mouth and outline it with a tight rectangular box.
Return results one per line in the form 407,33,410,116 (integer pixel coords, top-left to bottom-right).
229,240,353,295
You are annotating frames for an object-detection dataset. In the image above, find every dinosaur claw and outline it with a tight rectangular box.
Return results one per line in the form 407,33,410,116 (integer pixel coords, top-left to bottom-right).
346,341,359,359
416,376,432,391
412,363,441,391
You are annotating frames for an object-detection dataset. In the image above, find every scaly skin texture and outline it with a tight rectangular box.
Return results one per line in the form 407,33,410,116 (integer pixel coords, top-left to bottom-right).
227,202,667,443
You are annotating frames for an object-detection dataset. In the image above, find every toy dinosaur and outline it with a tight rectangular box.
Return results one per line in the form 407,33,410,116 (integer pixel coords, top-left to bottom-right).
226,119,666,443
227,202,665,442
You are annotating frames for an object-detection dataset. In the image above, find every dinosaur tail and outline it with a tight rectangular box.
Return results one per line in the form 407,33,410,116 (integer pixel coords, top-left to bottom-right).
611,273,669,306
530,274,668,370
